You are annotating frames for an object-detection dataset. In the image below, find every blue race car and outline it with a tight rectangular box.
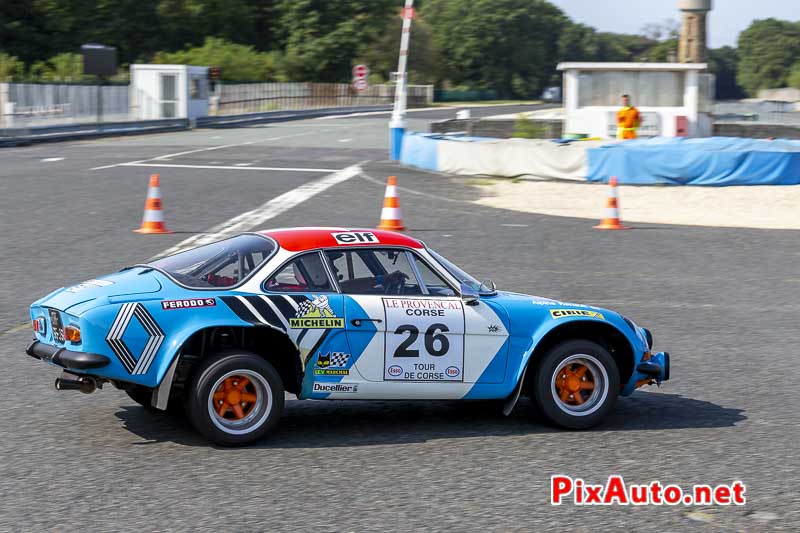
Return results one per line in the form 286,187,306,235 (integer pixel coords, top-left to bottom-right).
27,227,669,446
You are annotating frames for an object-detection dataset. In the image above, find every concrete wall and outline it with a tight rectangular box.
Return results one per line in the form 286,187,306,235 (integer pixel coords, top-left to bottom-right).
714,122,800,139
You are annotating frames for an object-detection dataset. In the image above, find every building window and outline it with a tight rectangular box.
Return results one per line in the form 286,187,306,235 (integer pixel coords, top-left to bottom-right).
578,71,685,107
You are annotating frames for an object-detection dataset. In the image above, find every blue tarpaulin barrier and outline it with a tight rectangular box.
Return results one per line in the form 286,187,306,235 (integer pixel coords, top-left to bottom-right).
399,132,439,171
587,137,800,185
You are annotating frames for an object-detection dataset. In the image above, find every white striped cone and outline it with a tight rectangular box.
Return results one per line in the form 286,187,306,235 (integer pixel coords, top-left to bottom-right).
134,174,173,234
594,176,630,230
377,175,406,231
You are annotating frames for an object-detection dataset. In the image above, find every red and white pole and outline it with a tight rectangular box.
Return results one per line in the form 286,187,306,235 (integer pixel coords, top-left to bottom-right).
390,0,414,160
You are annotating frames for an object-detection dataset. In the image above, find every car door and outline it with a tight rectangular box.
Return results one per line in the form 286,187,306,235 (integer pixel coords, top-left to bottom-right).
260,251,356,397
324,247,508,399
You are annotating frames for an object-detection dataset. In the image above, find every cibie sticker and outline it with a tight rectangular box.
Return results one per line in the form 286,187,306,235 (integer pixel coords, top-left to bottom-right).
331,231,380,245
550,309,605,320
161,298,216,310
65,279,114,293
290,295,344,329
313,382,358,393
383,298,465,382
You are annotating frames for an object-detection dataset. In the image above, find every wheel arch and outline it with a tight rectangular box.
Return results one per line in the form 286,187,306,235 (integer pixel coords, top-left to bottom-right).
156,324,303,408
519,320,635,396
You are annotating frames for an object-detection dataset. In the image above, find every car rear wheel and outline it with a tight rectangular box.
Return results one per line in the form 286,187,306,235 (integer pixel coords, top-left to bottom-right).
185,351,284,446
532,340,619,429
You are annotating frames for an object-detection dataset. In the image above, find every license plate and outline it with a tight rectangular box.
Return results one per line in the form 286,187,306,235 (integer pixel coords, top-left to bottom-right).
48,308,64,343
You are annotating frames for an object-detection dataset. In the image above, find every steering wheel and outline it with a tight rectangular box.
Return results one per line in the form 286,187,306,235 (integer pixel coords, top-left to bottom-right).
383,271,407,295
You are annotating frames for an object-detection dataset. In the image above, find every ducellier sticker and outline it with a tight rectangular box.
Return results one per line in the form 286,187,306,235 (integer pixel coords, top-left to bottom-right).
65,279,114,293
314,352,351,376
161,298,216,310
290,295,344,329
550,309,605,320
313,382,358,393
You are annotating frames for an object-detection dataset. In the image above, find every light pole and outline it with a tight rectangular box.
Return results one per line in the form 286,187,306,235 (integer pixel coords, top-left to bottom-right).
389,0,414,160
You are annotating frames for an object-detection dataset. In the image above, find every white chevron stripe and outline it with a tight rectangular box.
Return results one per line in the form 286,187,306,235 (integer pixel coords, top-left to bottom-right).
259,296,289,330
236,295,269,324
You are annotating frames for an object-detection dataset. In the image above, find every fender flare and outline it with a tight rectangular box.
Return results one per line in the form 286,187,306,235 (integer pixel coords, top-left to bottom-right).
512,318,637,392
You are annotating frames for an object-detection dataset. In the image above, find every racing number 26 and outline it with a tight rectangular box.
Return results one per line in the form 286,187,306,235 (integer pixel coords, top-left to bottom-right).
394,323,450,358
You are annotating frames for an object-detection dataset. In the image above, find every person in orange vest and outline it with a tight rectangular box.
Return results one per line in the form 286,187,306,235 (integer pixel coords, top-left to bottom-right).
617,94,640,140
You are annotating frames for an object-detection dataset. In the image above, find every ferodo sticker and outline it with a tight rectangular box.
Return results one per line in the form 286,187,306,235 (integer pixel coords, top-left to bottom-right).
161,298,216,310
383,298,465,382
550,309,605,320
331,231,379,245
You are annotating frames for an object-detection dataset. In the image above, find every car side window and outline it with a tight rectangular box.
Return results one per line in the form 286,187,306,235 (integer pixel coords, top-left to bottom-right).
265,252,333,292
412,255,456,296
324,249,423,295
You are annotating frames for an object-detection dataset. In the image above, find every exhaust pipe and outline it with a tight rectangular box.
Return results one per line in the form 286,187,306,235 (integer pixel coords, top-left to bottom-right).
55,372,97,394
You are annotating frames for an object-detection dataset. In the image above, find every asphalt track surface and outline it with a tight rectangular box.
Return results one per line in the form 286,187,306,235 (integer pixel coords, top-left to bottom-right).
1,104,797,531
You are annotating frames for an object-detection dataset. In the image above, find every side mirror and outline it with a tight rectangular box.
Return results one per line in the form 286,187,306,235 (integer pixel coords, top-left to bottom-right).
460,282,480,306
479,279,497,295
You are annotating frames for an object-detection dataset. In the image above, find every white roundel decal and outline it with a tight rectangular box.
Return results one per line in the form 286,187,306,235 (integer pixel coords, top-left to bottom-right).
383,298,465,382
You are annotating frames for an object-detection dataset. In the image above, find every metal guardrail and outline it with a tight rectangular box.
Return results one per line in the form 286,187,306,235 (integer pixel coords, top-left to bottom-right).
0,105,393,146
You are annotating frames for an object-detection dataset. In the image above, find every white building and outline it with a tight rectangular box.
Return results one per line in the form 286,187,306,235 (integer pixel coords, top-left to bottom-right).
557,62,713,138
130,64,210,120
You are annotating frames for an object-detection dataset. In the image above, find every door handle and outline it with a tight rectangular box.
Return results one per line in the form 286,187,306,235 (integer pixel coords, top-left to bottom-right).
351,318,383,327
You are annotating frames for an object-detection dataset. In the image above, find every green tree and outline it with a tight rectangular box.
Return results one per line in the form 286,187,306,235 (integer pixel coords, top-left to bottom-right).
424,0,569,98
276,0,396,82
709,46,744,100
737,18,800,96
153,37,278,81
0,53,25,81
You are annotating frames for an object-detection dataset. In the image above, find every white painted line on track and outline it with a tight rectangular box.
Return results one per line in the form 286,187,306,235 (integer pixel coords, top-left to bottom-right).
338,138,352,143
151,141,257,161
150,162,365,260
41,157,65,162
121,162,339,173
90,131,316,171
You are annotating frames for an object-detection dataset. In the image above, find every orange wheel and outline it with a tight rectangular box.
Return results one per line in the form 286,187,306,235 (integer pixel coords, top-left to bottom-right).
207,368,272,435
550,354,608,416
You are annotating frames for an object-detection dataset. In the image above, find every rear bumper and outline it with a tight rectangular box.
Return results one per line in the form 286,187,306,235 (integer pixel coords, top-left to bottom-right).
26,340,110,370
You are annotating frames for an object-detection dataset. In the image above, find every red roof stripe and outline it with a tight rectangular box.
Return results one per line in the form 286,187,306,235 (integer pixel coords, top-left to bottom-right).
261,227,423,251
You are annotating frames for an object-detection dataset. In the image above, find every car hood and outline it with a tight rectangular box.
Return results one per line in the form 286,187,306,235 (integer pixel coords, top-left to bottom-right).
34,267,162,314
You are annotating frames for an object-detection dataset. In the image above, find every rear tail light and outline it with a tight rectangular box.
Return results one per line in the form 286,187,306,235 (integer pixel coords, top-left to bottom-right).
64,325,81,343
33,317,46,334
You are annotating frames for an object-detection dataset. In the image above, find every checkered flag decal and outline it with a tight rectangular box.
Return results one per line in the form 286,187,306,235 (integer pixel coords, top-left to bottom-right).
296,300,313,317
329,352,350,367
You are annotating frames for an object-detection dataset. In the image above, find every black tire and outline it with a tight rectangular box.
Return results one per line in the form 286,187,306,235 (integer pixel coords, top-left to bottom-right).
185,351,284,446
125,385,156,409
532,339,619,430
125,384,184,414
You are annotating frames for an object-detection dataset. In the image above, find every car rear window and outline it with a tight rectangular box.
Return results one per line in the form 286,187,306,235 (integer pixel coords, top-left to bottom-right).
149,234,276,288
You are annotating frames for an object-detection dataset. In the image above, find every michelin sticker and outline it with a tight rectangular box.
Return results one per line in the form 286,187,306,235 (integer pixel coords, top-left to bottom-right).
383,298,465,382
290,295,344,329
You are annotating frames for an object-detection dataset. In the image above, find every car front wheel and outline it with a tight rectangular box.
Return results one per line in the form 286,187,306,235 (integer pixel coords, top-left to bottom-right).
532,340,619,429
185,351,284,446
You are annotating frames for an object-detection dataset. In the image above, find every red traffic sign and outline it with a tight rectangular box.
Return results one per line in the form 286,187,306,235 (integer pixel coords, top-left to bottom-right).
352,79,368,92
352,64,369,80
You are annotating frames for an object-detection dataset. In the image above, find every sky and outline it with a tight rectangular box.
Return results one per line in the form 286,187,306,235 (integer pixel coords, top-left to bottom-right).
548,0,800,48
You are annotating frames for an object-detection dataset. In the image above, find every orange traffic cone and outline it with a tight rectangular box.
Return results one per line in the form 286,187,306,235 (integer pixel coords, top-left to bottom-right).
377,175,406,231
134,174,173,234
594,176,630,230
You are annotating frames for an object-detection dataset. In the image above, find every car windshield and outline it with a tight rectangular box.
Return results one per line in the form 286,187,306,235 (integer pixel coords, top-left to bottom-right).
149,234,276,288
427,248,482,291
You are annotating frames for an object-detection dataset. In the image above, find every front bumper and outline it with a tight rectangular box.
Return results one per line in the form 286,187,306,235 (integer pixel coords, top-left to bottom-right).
636,351,670,382
26,340,110,370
